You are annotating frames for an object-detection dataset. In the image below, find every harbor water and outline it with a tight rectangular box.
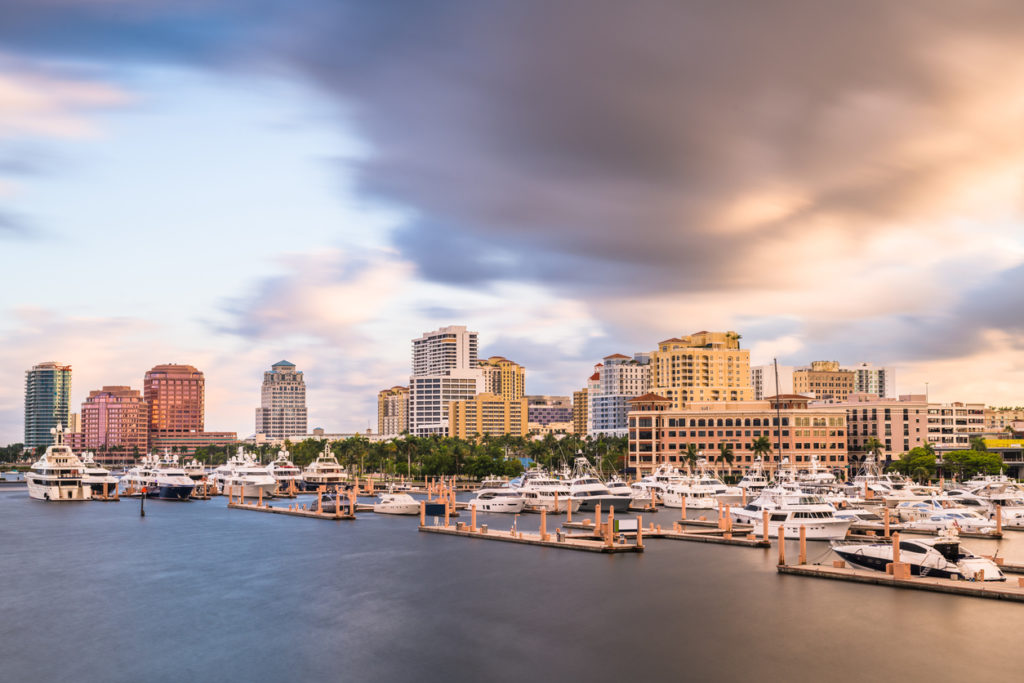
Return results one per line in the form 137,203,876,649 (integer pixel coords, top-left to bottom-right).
2,486,1023,682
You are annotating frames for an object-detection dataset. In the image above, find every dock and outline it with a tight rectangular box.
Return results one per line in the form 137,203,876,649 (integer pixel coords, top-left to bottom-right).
419,524,643,553
778,563,1024,603
227,501,355,520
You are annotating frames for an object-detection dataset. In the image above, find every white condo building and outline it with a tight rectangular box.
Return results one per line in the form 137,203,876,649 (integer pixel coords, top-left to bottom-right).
750,364,795,400
408,326,483,436
587,353,651,437
255,360,308,440
845,362,896,398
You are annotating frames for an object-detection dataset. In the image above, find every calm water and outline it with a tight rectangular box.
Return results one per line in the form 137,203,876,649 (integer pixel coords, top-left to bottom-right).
2,487,1023,682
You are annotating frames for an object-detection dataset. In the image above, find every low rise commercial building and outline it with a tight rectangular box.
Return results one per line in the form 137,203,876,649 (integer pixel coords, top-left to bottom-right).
448,393,528,439
627,394,848,477
927,401,985,450
814,393,928,466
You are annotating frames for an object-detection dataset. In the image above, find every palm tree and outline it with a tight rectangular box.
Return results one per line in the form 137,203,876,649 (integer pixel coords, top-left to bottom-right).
751,436,772,462
863,437,884,462
684,443,699,471
969,436,987,452
718,443,735,476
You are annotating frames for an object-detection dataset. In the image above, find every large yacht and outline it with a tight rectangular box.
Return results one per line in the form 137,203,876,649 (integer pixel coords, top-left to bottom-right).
302,443,348,491
465,488,526,513
832,537,1005,581
737,458,770,498
663,480,720,510
372,492,421,515
732,487,852,540
567,458,632,512
79,452,119,497
122,455,195,500
519,476,575,512
26,424,91,502
266,448,303,492
221,449,277,498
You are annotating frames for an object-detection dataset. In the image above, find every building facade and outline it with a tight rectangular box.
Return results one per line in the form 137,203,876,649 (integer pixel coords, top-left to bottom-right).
24,362,73,448
572,388,588,436
985,407,1024,431
526,395,572,425
377,386,409,437
144,364,205,436
927,401,985,450
448,393,528,439
750,364,794,400
627,394,848,477
846,362,896,398
479,356,526,400
408,326,483,436
255,360,308,440
588,354,651,437
650,331,752,409
82,386,149,457
816,393,927,465
793,361,855,401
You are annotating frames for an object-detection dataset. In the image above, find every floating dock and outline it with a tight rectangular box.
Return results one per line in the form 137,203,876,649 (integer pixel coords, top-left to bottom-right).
419,524,642,553
778,563,1024,603
227,501,355,520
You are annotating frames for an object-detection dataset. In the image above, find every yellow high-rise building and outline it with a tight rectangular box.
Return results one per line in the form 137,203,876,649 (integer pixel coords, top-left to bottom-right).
650,331,752,410
572,388,588,435
449,393,528,439
478,356,525,401
377,386,409,437
793,361,855,401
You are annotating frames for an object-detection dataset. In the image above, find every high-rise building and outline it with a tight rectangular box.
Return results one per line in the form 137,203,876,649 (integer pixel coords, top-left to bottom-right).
377,386,409,437
751,364,794,400
845,362,896,398
572,388,589,436
408,326,483,436
793,361,855,401
588,353,651,437
526,395,572,425
478,356,526,400
67,412,81,434
255,360,308,440
144,364,205,436
24,361,72,448
650,331,753,409
448,393,528,439
82,386,149,457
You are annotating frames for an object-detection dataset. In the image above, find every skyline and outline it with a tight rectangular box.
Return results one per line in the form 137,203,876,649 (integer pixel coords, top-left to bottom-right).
4,2,1024,443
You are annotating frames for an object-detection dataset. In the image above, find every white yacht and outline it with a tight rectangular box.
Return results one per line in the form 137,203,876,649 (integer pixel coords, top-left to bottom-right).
732,487,852,540
832,537,1005,581
567,457,632,512
903,510,998,535
519,477,575,512
26,424,91,502
663,481,720,510
372,493,421,515
302,444,348,491
120,455,194,500
465,488,525,513
266,448,303,491
605,475,632,498
181,457,209,484
737,458,770,498
222,449,277,498
79,452,119,497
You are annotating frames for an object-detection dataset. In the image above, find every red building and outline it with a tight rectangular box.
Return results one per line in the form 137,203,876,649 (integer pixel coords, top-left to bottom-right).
144,364,205,436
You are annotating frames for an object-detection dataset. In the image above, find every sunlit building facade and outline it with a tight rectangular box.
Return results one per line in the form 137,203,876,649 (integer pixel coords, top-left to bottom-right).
24,361,72,448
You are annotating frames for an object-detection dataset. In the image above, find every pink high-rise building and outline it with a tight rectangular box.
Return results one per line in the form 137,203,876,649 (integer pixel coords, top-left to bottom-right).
144,364,205,436
82,386,149,457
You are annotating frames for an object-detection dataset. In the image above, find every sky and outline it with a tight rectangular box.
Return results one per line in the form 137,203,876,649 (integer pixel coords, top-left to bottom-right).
2,1,1024,444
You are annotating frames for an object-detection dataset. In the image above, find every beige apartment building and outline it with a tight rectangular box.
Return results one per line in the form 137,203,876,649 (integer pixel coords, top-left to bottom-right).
649,331,752,410
986,407,1024,431
479,356,526,400
816,393,928,465
572,388,588,436
448,393,528,439
793,361,855,401
377,386,409,437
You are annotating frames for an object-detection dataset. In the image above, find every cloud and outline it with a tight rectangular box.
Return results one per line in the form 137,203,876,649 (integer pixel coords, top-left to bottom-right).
0,210,37,238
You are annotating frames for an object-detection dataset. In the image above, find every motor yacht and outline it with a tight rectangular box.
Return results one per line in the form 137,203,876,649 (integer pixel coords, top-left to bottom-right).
465,488,525,513
372,492,421,515
605,475,632,498
302,444,348,491
903,510,998,535
663,481,720,510
737,458,770,498
731,487,852,540
518,477,575,512
832,537,1005,581
180,457,209,484
79,452,119,497
25,424,91,502
564,457,632,512
222,450,277,499
833,508,908,533
266,448,303,492
121,455,194,500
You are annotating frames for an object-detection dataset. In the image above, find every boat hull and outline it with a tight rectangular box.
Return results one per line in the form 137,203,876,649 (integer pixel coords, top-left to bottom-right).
833,550,960,579
154,484,194,501
466,499,525,513
26,478,91,501
575,496,633,513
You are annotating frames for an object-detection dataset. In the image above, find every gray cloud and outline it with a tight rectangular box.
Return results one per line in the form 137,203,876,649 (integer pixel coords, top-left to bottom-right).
0,211,37,239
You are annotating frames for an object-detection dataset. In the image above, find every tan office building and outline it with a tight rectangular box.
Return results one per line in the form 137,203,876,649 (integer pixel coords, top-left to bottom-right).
449,393,528,439
793,361,855,401
478,356,526,401
377,386,409,437
650,331,752,410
